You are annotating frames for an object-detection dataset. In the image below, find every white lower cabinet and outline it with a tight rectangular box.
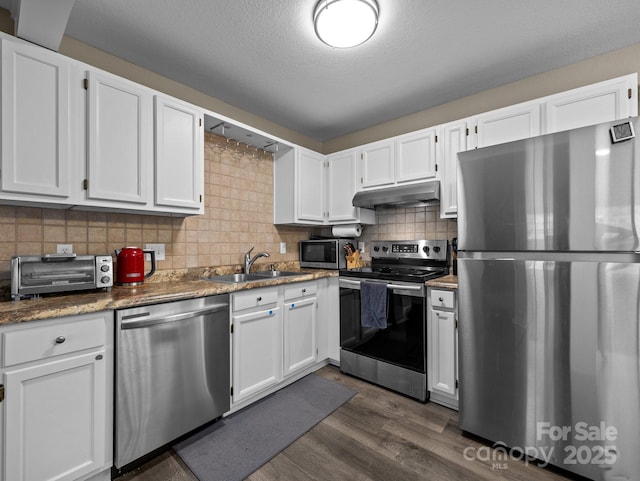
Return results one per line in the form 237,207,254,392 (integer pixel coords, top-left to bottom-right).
232,292,282,404
0,311,113,481
231,281,321,409
427,287,458,409
283,282,318,376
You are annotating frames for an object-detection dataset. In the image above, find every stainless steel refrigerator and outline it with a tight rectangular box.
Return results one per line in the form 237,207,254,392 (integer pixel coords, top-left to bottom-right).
457,117,640,480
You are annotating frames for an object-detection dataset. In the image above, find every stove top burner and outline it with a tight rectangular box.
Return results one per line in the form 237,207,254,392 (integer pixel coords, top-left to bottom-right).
340,239,450,283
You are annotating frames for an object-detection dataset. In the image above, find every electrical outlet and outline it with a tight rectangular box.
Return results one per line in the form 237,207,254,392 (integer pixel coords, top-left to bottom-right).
358,242,365,253
57,244,73,254
145,243,165,261
280,242,286,254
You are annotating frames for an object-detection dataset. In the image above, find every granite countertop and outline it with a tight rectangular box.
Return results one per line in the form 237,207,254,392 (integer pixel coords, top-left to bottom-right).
0,269,338,326
426,275,458,289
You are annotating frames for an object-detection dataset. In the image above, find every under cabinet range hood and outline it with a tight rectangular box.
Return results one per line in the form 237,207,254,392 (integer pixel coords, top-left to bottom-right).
352,180,440,209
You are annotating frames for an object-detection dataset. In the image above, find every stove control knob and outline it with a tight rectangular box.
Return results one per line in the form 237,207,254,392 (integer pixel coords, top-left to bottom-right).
423,246,430,254
433,246,441,253
373,246,380,252
382,245,389,252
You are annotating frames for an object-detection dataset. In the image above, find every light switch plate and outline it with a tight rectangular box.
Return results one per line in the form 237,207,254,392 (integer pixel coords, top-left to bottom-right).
358,242,365,253
280,242,286,254
145,243,165,261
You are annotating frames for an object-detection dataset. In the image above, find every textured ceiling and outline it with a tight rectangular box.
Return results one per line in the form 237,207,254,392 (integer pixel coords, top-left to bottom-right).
6,0,640,141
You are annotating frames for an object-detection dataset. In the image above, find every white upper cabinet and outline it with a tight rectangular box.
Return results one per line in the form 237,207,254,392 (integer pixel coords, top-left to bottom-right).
394,128,438,183
358,139,395,189
438,120,469,219
154,96,204,213
0,37,72,203
544,74,637,134
326,149,360,223
296,148,326,223
0,32,204,216
356,128,437,192
471,100,542,149
274,146,374,226
85,69,153,207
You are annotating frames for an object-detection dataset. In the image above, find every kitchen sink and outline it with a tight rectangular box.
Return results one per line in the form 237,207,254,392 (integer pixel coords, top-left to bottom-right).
206,273,267,284
253,270,302,278
206,271,304,284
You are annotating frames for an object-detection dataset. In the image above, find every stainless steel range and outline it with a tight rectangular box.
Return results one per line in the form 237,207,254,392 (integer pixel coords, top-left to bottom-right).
339,239,449,401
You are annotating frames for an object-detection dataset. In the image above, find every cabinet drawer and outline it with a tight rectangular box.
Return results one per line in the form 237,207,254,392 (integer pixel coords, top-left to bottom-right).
284,281,317,301
233,288,278,312
430,289,455,309
3,317,106,367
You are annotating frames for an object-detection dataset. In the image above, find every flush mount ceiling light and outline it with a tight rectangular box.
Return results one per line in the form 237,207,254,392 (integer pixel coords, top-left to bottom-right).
314,0,379,48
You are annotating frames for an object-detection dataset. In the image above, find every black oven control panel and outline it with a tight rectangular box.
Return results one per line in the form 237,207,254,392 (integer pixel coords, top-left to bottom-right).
371,240,448,261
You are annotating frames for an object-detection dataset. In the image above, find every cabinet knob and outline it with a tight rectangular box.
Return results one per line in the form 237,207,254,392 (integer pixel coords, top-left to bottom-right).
302,288,306,293
257,296,262,302
438,297,444,302
55,336,66,344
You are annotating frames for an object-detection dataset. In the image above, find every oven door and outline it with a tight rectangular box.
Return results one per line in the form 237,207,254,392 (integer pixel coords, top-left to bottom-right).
339,277,426,373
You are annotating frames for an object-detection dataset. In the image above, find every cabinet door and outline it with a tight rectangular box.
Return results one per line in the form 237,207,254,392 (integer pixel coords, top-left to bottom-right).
430,309,457,397
438,121,468,218
296,149,326,223
326,150,358,223
86,70,152,205
232,306,282,403
544,74,637,134
358,140,394,189
154,96,204,212
394,128,437,183
283,296,317,376
3,351,107,481
1,38,71,198
473,101,541,149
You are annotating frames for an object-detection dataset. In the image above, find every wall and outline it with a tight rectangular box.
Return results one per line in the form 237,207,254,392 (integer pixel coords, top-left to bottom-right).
324,42,640,153
322,206,457,262
0,8,322,153
0,132,312,278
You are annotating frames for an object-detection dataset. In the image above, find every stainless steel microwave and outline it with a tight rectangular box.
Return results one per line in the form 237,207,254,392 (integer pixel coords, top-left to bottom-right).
299,239,355,269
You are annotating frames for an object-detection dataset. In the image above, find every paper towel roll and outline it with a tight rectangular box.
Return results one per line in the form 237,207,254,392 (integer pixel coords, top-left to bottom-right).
332,224,362,238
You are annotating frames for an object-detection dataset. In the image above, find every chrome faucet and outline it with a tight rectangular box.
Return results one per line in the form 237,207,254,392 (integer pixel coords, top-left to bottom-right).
244,247,270,274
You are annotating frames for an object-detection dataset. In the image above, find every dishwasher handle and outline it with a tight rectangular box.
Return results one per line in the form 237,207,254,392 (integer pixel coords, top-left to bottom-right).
120,304,229,330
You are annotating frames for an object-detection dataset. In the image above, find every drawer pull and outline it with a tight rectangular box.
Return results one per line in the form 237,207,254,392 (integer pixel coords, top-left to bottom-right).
257,296,262,302
302,288,306,293
55,336,66,344
0,384,4,403
438,297,444,302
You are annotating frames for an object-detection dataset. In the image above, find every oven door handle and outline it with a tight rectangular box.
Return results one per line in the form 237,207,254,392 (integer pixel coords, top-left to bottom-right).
340,279,423,292
386,283,423,291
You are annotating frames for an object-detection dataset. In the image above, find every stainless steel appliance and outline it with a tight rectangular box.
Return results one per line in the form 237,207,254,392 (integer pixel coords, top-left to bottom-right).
457,117,640,480
352,180,440,209
299,238,355,269
10,253,112,300
339,239,448,401
114,295,230,471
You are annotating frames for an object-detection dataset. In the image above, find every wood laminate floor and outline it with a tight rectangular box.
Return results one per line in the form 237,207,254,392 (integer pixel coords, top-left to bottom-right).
117,365,580,481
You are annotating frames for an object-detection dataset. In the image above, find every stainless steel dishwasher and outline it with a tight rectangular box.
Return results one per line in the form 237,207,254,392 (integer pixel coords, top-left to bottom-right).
114,294,230,470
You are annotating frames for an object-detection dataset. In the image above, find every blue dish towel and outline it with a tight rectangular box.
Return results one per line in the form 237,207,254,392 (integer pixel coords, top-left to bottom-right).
360,281,388,329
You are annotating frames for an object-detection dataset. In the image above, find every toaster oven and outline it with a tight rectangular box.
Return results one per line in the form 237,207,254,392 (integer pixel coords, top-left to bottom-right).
11,254,113,300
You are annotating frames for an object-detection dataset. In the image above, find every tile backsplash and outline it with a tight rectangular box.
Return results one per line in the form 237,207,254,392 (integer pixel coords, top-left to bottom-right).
0,132,458,278
0,132,312,278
